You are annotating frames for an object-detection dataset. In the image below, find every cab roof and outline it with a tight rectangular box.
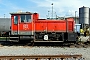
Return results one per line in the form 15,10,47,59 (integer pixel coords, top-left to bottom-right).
10,12,33,15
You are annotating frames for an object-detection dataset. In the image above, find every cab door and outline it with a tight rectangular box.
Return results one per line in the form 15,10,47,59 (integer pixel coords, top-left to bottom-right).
11,15,20,35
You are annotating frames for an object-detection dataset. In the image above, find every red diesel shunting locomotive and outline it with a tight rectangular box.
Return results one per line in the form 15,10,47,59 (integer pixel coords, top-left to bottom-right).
9,11,77,43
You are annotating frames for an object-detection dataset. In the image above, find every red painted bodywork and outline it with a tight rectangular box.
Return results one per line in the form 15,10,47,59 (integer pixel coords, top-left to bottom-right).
11,13,74,33
34,18,74,32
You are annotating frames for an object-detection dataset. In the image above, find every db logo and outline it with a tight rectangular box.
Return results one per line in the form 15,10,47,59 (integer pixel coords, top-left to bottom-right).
23,24,28,30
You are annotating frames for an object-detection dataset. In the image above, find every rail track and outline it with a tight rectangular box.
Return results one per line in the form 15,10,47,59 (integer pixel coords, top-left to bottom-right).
0,40,90,48
0,55,83,60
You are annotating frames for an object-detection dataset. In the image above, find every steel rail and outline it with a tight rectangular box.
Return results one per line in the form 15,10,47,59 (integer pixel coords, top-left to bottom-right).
0,55,82,60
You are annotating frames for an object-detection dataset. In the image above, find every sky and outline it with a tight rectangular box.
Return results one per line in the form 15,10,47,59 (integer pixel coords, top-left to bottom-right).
0,0,90,18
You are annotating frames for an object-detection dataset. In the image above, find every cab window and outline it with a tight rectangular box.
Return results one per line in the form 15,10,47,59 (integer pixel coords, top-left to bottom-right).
20,15,31,23
14,16,18,24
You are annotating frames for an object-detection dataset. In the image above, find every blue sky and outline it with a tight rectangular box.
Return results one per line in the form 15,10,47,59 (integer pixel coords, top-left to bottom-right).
0,0,90,18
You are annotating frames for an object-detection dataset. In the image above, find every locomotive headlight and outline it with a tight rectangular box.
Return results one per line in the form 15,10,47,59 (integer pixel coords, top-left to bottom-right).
44,35,48,40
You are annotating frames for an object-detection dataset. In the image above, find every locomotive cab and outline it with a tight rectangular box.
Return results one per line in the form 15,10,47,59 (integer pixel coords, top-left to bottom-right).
9,12,34,41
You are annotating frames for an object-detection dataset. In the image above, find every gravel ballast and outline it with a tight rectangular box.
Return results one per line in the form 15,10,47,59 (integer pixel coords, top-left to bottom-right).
0,46,89,60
